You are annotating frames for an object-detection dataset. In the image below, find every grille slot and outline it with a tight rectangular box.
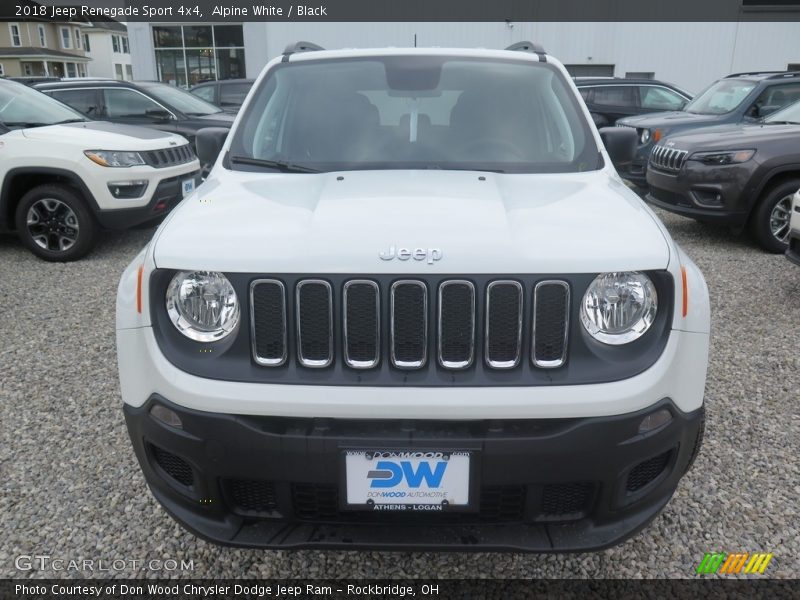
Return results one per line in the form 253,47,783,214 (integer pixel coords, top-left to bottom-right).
390,280,428,369
343,280,380,369
650,144,689,172
539,482,594,519
296,280,333,368
479,485,526,521
150,445,193,487
250,279,287,366
142,144,195,168
532,281,570,368
437,280,475,369
485,281,523,369
627,450,672,492
225,479,278,515
292,483,340,520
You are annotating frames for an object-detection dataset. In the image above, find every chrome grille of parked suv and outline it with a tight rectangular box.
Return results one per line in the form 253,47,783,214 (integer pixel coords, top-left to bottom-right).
250,277,571,372
142,144,196,168
650,145,689,172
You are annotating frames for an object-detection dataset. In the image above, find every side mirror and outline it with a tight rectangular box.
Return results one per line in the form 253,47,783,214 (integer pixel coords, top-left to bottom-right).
758,104,781,117
195,127,229,165
598,126,638,167
145,108,172,122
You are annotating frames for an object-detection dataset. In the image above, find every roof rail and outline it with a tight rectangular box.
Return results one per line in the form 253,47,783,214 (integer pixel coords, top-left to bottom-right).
724,70,787,78
505,41,547,62
282,41,325,62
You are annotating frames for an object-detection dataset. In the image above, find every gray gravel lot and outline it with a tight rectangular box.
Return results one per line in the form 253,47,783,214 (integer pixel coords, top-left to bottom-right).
1,207,798,579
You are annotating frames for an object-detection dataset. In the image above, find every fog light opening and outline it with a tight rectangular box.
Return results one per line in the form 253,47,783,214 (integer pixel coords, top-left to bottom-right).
150,404,183,429
638,408,672,434
108,180,148,199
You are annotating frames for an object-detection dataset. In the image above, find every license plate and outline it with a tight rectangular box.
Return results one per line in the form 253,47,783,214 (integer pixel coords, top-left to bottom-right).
344,450,470,510
181,178,195,197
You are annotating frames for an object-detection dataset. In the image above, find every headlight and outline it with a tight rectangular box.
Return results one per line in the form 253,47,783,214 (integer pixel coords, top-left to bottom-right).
639,129,651,145
580,272,657,345
166,271,240,342
689,149,755,165
84,150,145,167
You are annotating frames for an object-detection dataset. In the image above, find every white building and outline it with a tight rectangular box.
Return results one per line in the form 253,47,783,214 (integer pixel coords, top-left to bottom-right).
128,21,800,93
83,18,132,80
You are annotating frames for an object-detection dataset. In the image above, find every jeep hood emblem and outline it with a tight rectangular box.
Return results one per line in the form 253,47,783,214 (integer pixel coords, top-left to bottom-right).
379,246,442,264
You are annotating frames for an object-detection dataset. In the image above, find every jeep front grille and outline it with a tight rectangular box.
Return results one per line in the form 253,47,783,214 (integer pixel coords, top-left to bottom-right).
650,145,688,172
250,277,571,372
142,144,195,168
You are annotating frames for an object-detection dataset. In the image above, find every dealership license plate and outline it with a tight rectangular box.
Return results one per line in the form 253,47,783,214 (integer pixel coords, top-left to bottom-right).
344,450,470,510
181,178,195,197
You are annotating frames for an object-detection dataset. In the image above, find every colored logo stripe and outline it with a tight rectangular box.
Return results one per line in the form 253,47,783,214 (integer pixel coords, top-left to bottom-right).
697,552,773,575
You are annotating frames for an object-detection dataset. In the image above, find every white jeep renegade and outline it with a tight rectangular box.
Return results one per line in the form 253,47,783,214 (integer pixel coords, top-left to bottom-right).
0,79,200,261
117,43,711,551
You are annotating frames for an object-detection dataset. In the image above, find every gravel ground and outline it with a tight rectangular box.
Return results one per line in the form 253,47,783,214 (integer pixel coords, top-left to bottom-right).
1,207,798,580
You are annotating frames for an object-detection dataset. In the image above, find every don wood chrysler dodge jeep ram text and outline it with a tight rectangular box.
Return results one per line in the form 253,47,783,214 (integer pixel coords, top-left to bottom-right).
116,43,711,551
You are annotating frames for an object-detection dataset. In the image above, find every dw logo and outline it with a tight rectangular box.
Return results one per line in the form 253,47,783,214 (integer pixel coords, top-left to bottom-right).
367,461,447,488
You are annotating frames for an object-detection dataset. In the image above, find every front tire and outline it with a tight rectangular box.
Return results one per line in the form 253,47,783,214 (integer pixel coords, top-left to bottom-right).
14,184,97,262
750,179,799,253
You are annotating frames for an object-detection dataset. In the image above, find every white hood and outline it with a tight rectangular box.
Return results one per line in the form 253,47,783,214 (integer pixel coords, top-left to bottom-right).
153,169,671,274
21,121,188,150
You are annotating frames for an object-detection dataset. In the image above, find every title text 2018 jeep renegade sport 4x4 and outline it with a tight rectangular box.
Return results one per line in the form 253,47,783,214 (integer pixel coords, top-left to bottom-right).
117,43,710,551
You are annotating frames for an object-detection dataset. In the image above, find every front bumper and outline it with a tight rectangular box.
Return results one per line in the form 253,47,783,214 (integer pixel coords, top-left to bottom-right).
124,395,704,551
95,170,200,229
646,163,752,226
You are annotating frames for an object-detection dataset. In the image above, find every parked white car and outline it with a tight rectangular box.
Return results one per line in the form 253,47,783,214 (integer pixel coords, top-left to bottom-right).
787,189,800,266
116,42,711,551
0,79,200,261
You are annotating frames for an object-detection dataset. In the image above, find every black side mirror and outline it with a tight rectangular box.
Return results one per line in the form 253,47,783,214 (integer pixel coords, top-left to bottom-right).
145,108,172,122
195,127,230,165
598,126,638,167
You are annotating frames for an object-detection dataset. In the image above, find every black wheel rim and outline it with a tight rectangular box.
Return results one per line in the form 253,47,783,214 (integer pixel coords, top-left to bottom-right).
26,198,80,252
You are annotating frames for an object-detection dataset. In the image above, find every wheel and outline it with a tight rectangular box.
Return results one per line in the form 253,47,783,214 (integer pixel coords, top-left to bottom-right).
14,184,97,261
750,179,799,253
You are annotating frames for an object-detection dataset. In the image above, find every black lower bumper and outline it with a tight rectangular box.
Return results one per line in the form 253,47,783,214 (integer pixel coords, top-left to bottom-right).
95,171,200,230
787,230,800,266
123,396,704,552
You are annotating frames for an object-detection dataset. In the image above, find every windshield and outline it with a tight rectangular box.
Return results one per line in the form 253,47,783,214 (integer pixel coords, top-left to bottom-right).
684,79,756,115
229,56,599,174
141,83,223,116
0,81,85,128
764,98,800,123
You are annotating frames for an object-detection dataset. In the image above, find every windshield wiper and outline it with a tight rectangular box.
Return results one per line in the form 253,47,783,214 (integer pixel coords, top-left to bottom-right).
230,156,321,173
51,118,86,125
763,120,800,125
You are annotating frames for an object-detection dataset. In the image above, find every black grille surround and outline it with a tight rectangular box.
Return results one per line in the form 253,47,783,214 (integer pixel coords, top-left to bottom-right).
150,271,674,387
142,144,196,168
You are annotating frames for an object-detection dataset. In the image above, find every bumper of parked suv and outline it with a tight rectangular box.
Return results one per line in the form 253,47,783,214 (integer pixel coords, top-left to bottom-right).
124,395,704,551
645,164,752,226
95,170,201,229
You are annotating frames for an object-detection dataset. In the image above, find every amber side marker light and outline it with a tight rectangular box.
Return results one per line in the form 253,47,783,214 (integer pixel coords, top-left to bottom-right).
136,265,144,314
653,129,663,143
680,265,689,317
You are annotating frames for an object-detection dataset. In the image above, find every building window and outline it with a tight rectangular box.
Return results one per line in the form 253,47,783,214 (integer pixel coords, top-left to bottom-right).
125,64,133,80
38,24,46,47
9,23,22,47
24,63,33,76
0,64,4,76
565,64,615,77
112,35,120,53
78,63,86,77
115,63,124,80
122,36,129,53
626,72,655,79
60,27,71,49
66,63,77,78
74,28,81,50
153,24,246,87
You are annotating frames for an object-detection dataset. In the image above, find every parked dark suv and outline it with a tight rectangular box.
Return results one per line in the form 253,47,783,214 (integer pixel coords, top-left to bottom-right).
34,80,235,150
190,79,254,113
575,78,691,127
617,71,800,187
646,99,800,252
